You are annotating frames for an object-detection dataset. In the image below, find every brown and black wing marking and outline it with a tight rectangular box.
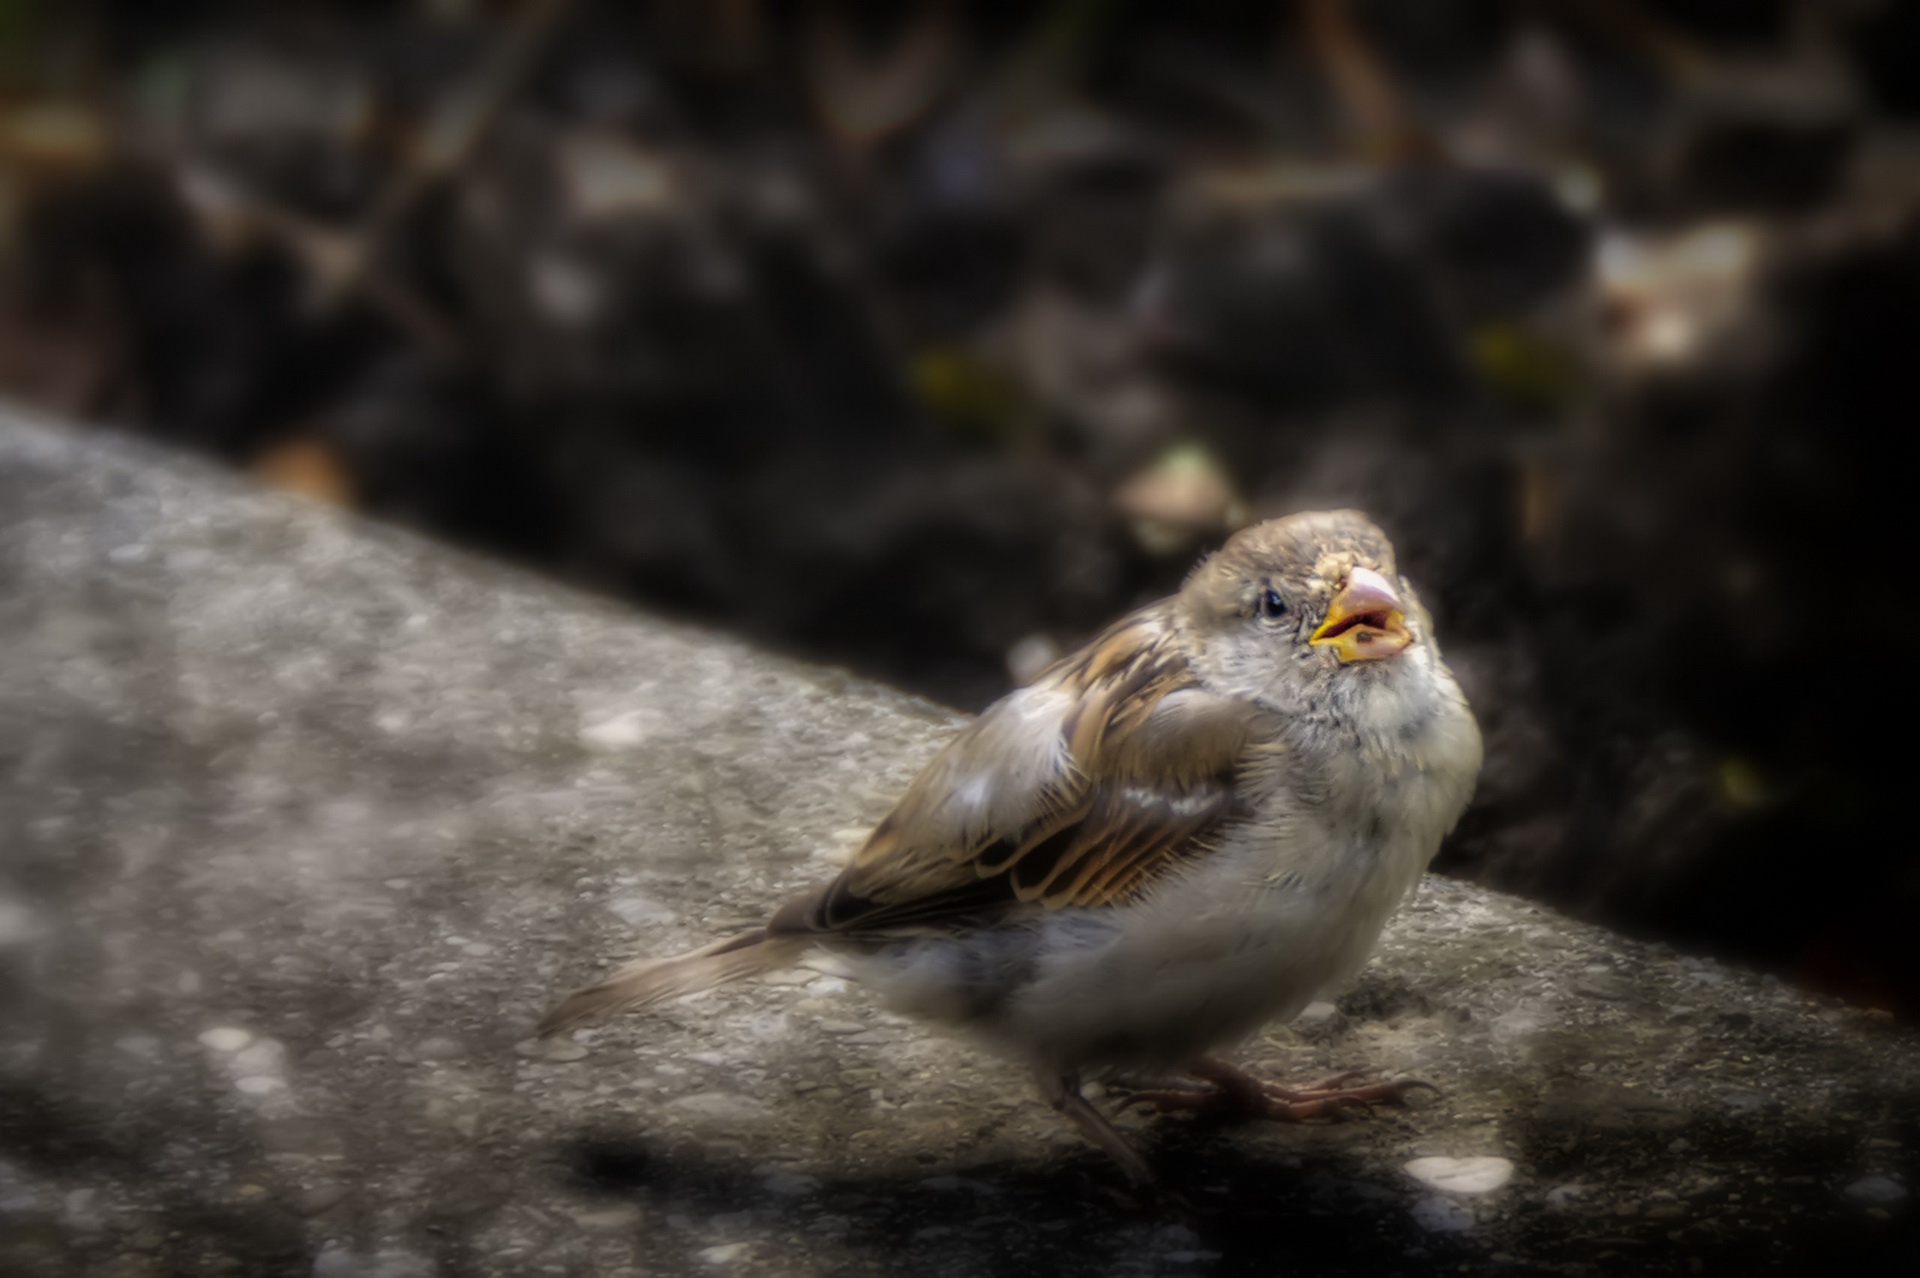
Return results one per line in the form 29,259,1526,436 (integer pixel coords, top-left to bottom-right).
769,608,1272,940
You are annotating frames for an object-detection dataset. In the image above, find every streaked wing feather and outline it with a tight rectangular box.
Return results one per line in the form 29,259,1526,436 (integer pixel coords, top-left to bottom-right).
773,607,1270,937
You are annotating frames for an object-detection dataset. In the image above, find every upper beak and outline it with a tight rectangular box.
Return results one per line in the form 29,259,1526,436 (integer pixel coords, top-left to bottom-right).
1309,566,1413,663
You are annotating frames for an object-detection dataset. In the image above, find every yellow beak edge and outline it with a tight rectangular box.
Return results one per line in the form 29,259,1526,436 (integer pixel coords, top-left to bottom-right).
1309,566,1413,663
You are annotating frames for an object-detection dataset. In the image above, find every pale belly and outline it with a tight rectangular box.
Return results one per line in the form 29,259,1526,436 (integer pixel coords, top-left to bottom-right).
842,836,1427,1073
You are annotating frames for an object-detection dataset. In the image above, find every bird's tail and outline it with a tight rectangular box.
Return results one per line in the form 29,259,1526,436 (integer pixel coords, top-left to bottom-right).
537,928,804,1036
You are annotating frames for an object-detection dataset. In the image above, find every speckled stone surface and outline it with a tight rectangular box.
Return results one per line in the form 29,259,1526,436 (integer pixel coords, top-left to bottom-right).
3,404,1917,1276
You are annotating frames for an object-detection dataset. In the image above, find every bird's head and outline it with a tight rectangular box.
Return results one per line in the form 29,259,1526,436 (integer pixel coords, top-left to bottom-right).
1174,509,1439,716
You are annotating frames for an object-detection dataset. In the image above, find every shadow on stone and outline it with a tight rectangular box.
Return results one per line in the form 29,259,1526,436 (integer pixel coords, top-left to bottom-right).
556,1123,1489,1278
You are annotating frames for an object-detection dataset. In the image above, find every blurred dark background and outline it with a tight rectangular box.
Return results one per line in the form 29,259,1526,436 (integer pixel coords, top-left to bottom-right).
2,0,1915,1015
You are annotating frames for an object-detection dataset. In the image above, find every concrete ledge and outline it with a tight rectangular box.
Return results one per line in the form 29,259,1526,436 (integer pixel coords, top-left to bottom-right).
3,404,1916,1276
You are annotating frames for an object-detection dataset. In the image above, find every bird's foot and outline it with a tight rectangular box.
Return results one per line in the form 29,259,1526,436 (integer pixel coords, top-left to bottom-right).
1117,1058,1436,1123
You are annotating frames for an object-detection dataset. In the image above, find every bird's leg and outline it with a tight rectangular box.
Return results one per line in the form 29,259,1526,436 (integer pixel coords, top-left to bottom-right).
1117,1056,1436,1122
1036,1066,1156,1186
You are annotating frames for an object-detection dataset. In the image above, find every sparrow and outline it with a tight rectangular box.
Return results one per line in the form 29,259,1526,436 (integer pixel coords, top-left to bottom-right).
539,509,1483,1184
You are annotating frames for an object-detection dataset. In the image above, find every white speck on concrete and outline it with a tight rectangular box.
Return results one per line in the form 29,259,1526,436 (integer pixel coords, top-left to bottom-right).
1405,1156,1514,1195
198,1027,252,1053
581,710,664,750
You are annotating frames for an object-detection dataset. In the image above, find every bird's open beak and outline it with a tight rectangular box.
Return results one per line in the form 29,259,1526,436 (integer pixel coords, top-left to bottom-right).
1310,566,1413,663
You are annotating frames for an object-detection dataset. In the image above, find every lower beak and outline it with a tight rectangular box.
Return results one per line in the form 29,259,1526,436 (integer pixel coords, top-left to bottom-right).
1310,566,1413,663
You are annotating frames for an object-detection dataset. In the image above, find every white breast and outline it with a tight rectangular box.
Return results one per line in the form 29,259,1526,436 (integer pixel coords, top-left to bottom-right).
983,664,1481,1073
988,792,1437,1072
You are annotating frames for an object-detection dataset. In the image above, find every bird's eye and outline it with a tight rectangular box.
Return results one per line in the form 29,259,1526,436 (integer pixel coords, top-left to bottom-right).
1258,588,1287,620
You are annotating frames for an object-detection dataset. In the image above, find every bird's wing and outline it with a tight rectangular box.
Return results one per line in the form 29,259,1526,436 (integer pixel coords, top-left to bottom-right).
770,607,1276,936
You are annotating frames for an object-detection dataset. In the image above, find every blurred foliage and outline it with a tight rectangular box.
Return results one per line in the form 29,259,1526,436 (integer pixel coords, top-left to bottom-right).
1,0,1916,1016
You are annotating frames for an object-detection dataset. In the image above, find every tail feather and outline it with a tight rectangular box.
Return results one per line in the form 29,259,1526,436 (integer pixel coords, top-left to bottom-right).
538,928,803,1037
